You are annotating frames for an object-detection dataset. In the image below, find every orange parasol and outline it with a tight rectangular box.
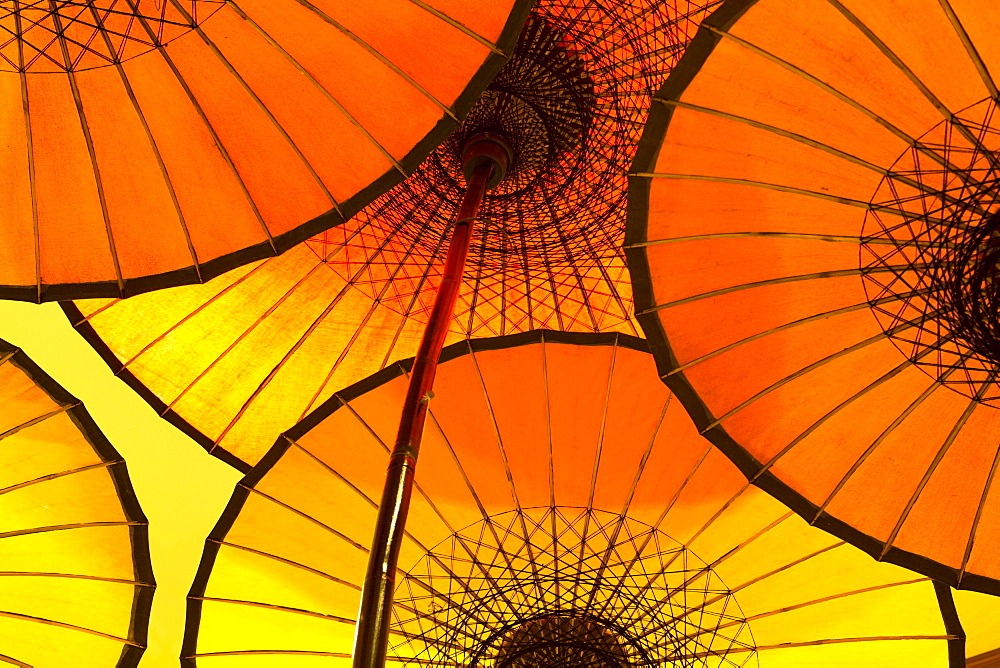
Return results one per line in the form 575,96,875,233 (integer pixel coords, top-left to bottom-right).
0,0,530,301
0,337,153,665
182,332,965,666
64,0,719,471
63,3,718,659
627,0,1000,594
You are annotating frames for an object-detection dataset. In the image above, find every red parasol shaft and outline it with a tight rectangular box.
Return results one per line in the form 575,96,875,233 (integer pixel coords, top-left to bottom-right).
353,135,510,667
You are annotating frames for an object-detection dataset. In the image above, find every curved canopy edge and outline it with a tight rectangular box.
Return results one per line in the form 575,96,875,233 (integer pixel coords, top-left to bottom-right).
626,0,1000,597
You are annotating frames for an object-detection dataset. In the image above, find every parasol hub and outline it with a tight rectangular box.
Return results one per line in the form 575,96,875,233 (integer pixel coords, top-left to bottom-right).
462,132,513,190
391,506,752,666
306,0,681,328
862,97,1000,401
489,613,637,667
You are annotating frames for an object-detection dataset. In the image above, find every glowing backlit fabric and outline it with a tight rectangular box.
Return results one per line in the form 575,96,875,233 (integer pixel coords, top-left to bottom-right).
184,333,963,666
66,0,719,469
0,337,153,665
628,0,1000,593
0,0,529,300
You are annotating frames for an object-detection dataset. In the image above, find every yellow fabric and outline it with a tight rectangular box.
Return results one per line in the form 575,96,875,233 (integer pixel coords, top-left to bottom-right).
0,345,152,666
955,589,1000,658
188,338,956,665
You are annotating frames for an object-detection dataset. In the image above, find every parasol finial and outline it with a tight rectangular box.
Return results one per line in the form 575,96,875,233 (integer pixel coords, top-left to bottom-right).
462,132,514,190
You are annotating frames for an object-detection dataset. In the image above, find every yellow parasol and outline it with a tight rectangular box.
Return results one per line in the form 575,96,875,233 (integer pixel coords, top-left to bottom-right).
183,332,964,665
0,336,153,665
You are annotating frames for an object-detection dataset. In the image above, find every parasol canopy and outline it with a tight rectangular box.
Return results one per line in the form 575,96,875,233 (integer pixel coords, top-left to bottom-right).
64,0,720,471
0,336,153,665
627,0,1000,594
954,589,1000,665
0,0,530,301
183,331,964,666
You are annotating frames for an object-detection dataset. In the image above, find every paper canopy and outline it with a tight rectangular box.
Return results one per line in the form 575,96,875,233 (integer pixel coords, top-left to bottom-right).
627,0,1000,594
0,338,153,666
184,331,963,666
0,0,530,301
63,0,719,470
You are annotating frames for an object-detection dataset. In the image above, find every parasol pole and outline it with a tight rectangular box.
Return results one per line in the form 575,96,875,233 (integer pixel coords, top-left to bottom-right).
353,134,512,668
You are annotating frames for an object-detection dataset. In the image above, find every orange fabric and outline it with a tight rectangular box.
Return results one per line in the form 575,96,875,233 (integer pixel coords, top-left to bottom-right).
186,336,957,665
965,473,1000,577
164,20,334,237
656,273,866,370
422,0,512,40
63,0,706,468
118,52,270,264
218,0,439,164
893,401,1000,569
658,106,880,202
823,387,973,541
0,75,35,288
474,343,552,508
0,0,521,297
305,0,492,108
27,73,115,286
729,0,947,137
679,38,909,169
646,180,879,237
836,0,986,113
630,0,1000,590
767,363,936,500
684,308,883,423
645,234,862,310
74,67,194,280
951,0,1000,85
